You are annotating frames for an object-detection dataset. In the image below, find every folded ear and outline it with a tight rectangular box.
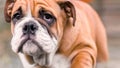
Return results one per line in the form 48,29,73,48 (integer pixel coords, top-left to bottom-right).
58,1,76,26
4,0,15,23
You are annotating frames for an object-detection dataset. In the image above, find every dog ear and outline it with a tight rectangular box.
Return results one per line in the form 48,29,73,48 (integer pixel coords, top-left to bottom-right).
58,1,76,26
4,0,15,23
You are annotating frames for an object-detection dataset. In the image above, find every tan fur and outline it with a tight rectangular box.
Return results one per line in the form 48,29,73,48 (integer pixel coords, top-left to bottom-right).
4,0,108,68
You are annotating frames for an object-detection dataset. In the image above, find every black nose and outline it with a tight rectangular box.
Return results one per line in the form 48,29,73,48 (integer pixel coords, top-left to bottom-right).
23,21,38,35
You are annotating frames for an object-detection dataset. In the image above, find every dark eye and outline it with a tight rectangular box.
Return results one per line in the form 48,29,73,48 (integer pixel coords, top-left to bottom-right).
39,10,55,26
12,7,22,24
13,12,21,20
43,13,55,24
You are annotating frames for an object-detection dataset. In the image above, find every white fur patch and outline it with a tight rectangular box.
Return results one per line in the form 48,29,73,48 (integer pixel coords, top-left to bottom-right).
19,53,71,68
18,53,36,68
50,54,71,68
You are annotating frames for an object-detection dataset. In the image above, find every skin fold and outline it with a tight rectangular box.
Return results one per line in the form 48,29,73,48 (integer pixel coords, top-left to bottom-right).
4,0,108,68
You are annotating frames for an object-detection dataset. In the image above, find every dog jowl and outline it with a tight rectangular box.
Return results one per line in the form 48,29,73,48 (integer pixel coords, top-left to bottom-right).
4,0,108,68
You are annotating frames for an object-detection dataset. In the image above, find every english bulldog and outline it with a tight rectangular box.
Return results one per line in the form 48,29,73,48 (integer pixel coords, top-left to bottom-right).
4,0,108,68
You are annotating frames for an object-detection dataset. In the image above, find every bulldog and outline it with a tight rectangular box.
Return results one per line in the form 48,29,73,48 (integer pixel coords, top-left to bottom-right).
4,0,108,68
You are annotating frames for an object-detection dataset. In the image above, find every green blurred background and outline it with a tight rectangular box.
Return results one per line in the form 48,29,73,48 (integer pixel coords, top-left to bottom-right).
0,0,120,68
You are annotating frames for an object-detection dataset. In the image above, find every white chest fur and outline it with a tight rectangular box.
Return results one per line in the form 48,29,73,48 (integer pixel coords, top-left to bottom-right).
18,53,70,68
50,54,70,68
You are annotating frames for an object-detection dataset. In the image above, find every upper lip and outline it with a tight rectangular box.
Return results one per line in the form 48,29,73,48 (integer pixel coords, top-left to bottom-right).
17,35,29,53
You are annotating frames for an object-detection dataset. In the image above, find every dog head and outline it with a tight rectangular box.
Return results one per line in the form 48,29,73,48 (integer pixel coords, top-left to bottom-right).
4,0,76,67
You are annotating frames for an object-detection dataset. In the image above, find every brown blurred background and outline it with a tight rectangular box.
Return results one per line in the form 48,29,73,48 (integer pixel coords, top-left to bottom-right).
0,0,120,68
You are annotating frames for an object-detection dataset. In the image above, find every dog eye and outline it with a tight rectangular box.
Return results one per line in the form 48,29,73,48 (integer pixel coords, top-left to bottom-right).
12,7,23,24
13,12,21,20
39,10,55,26
43,13,55,25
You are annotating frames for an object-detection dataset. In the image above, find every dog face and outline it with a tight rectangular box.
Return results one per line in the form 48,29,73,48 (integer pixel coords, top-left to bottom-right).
4,0,75,67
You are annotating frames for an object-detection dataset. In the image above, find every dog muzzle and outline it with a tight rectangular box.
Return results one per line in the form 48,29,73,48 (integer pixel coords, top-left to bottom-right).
11,17,58,67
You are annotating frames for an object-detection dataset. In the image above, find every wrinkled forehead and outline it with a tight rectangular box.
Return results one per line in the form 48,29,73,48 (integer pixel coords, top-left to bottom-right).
12,0,61,17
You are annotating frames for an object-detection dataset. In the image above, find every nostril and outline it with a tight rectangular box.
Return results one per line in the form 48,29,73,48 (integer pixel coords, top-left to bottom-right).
30,24,37,31
23,25,28,35
30,24,38,34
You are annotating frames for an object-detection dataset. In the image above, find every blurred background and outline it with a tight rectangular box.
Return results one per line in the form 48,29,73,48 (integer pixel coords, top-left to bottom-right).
0,0,120,68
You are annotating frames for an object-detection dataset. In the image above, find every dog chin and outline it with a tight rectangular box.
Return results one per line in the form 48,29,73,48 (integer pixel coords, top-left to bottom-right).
23,41,57,67
22,40,50,66
22,40,43,56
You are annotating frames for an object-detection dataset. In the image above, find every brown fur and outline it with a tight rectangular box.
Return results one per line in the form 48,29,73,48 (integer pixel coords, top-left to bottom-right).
4,0,108,68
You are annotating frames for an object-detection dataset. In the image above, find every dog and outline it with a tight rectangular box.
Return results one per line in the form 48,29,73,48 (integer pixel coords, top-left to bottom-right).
4,0,108,68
